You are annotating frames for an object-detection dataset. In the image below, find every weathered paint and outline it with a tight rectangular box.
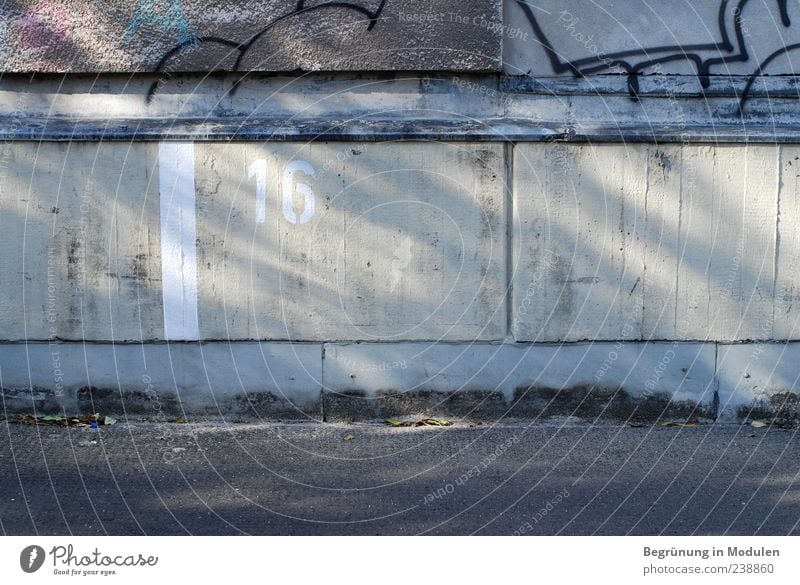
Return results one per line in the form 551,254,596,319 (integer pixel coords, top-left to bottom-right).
159,141,199,341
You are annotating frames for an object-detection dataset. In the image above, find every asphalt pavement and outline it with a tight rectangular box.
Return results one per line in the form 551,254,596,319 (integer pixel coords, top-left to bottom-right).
1,420,798,535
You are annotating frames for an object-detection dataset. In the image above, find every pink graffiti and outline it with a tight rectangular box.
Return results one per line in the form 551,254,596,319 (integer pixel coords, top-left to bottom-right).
16,1,70,49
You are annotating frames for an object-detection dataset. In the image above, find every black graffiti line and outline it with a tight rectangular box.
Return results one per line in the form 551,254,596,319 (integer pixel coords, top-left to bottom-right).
516,0,792,98
517,0,735,75
147,0,388,103
740,42,800,114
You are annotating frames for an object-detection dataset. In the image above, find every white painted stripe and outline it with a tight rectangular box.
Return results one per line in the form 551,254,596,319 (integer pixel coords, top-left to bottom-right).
159,142,200,341
248,159,267,224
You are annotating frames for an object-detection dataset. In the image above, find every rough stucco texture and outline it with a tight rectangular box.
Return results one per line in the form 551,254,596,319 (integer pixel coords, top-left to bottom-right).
0,0,502,73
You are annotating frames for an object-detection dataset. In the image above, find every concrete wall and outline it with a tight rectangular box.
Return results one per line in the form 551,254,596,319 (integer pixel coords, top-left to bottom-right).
513,143,791,343
2,2,800,424
0,141,505,342
1,139,797,423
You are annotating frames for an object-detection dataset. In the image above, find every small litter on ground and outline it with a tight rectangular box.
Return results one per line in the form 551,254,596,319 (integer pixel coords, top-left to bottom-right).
8,414,117,428
385,418,452,427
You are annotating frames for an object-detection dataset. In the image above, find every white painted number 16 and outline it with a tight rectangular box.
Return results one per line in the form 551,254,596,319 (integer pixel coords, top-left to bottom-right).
248,159,316,225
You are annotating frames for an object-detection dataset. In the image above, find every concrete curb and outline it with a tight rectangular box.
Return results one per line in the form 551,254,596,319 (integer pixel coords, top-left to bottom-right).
4,341,795,424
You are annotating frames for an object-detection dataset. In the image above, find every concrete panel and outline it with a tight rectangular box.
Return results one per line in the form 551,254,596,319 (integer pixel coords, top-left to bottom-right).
0,141,505,343
322,342,715,421
194,142,507,341
512,143,647,342
716,343,800,423
505,0,800,80
640,145,682,339
774,146,800,339
513,143,781,342
0,1,501,73
0,141,164,342
678,145,778,341
0,341,322,419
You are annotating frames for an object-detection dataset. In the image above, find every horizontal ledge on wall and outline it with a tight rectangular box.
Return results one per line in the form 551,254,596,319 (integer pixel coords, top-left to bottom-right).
3,117,800,143
504,74,800,98
10,339,800,345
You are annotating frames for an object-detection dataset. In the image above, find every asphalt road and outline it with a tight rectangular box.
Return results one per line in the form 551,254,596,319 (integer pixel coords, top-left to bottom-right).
1,420,798,535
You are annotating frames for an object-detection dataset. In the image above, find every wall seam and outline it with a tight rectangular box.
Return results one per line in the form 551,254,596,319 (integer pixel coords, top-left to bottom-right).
321,344,327,422
773,145,783,338
713,342,720,420
505,141,515,343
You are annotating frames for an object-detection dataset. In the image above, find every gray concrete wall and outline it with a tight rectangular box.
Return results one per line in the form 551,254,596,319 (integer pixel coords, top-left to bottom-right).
0,141,505,342
2,2,800,424
8,140,795,346
513,143,792,343
1,139,798,423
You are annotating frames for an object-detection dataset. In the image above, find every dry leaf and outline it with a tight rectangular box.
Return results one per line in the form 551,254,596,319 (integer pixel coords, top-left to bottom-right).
418,419,451,427
386,418,452,427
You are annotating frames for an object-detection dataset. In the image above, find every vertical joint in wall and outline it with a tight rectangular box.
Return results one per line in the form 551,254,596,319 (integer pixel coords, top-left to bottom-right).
504,141,515,342
712,342,720,420
321,344,327,422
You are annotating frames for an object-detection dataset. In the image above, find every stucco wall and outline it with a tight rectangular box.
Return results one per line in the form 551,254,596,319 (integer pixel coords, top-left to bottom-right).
0,0,502,72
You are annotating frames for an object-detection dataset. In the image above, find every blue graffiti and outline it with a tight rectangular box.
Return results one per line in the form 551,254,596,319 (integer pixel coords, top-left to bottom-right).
124,0,196,45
